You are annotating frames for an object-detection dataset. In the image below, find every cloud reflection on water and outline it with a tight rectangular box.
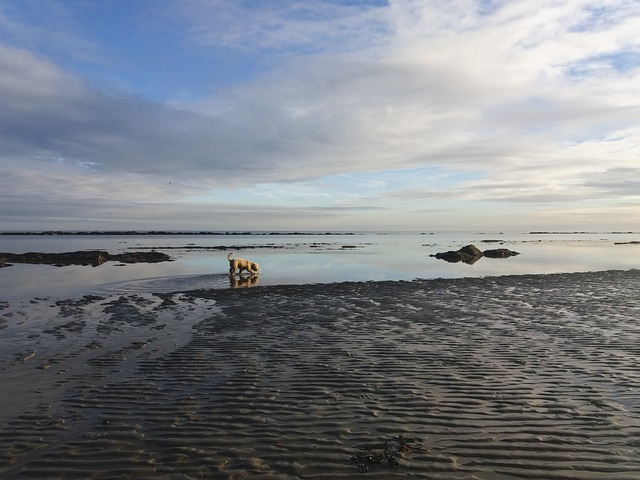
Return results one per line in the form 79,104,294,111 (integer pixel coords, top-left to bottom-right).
1,233,639,301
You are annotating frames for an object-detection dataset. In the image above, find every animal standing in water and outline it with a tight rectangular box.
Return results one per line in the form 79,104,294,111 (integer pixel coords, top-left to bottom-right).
227,252,260,276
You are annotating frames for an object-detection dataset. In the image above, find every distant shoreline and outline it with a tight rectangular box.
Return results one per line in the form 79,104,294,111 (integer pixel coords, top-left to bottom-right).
0,231,362,236
1,230,637,236
528,231,636,235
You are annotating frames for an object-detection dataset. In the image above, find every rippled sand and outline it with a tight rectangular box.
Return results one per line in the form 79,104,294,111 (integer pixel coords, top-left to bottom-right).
1,270,640,479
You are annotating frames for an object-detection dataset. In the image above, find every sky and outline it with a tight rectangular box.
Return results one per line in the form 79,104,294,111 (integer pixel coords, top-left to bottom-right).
1,0,639,232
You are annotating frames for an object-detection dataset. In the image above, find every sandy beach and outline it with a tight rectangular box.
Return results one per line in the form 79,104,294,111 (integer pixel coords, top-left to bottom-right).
1,269,640,479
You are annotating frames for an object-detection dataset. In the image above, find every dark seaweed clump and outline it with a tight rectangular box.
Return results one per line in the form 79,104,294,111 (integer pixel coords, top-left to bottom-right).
350,435,420,473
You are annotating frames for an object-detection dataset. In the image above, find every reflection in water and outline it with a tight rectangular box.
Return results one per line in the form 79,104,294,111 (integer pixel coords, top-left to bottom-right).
2,232,640,301
229,274,260,288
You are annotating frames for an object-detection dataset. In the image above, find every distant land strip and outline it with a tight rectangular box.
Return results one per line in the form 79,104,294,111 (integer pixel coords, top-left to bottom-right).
529,231,637,234
2,231,637,236
0,231,360,236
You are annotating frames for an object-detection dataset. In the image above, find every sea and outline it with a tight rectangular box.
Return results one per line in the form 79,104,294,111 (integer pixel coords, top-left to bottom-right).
1,231,639,301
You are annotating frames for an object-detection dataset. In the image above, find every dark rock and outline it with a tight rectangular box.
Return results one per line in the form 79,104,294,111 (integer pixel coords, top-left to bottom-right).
459,244,483,258
0,250,172,267
483,248,520,258
433,244,483,264
0,251,110,267
432,244,518,264
432,250,460,262
108,251,172,263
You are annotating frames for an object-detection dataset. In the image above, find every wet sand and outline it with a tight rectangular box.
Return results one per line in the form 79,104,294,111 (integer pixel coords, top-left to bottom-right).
1,270,640,479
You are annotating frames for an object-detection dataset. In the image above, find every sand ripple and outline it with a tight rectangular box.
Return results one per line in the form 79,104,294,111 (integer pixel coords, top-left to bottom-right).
1,270,640,479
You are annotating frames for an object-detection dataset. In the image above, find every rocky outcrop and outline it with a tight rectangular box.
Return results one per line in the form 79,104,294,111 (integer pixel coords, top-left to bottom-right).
483,248,520,258
433,244,484,264
0,250,172,267
432,244,519,264
108,251,173,264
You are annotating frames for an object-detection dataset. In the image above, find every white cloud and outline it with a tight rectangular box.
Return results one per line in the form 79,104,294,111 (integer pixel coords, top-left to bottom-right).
0,0,639,230
176,0,389,53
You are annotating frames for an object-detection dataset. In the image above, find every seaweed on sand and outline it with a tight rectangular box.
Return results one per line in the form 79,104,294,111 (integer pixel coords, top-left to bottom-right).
350,435,421,473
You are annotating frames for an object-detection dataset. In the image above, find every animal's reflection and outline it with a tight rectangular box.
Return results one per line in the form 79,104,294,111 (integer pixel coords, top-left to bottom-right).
229,274,260,288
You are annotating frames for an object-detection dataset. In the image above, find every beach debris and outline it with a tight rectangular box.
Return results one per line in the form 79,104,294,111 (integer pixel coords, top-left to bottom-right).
587,398,608,409
15,350,37,362
350,435,420,473
431,244,519,264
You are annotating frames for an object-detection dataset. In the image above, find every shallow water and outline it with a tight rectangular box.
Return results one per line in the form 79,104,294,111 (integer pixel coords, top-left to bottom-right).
1,270,640,479
2,231,639,300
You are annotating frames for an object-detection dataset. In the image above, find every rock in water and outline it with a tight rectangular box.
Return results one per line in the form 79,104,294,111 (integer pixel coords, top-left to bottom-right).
0,250,172,267
483,248,520,258
432,244,519,264
433,244,483,264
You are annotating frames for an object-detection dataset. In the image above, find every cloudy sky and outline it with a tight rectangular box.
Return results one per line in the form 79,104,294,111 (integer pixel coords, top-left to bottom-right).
1,0,639,232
